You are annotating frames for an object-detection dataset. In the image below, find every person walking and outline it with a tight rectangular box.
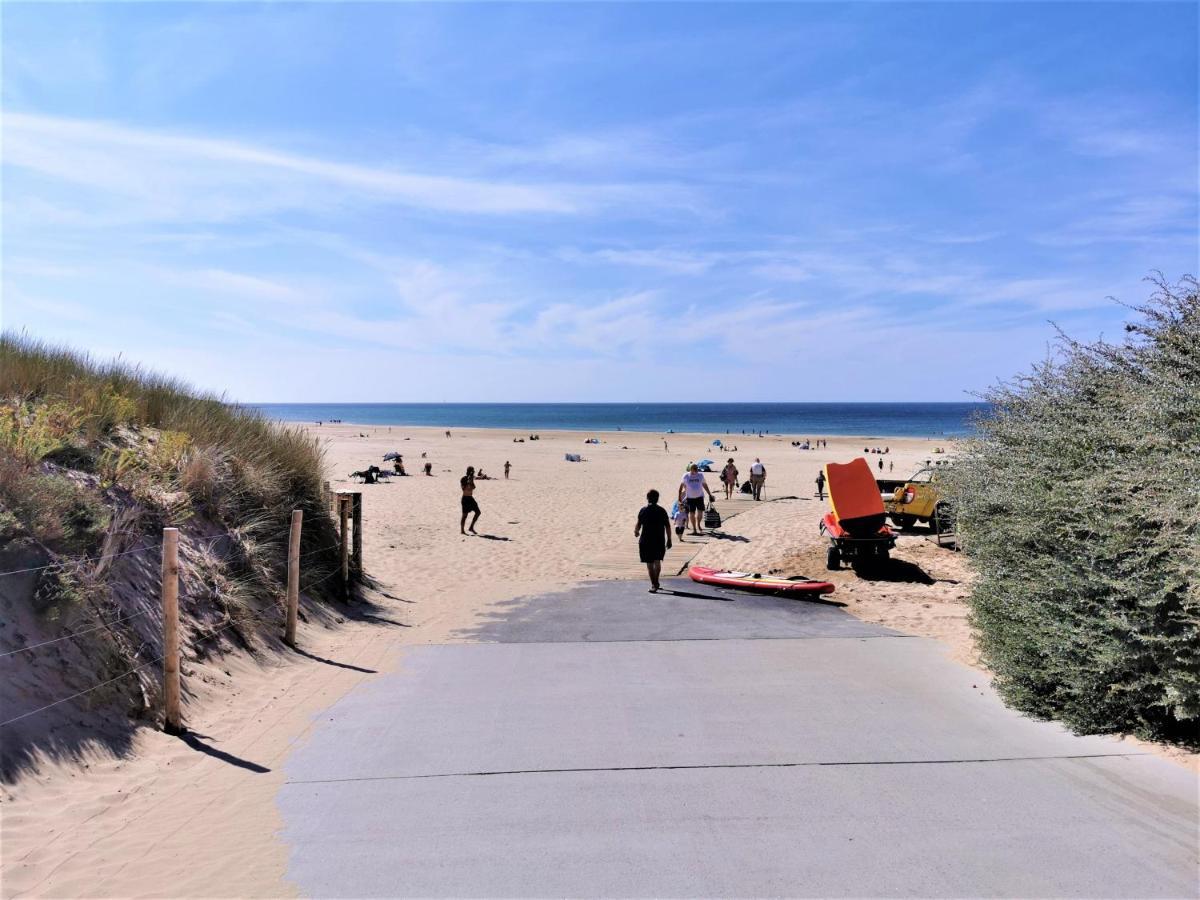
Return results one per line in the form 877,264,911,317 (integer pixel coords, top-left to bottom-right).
634,489,672,592
504,460,511,479
749,458,767,500
720,458,739,500
460,466,480,534
815,469,826,500
878,457,884,472
679,463,714,535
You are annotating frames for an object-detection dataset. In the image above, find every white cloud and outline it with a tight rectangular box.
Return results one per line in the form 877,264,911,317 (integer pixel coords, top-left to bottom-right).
3,112,693,224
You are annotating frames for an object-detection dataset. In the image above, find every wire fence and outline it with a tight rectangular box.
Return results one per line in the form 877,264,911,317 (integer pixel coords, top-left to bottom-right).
0,527,344,657
1,494,364,731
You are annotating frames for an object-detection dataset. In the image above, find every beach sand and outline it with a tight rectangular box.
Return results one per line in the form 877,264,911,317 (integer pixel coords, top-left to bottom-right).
3,424,1191,897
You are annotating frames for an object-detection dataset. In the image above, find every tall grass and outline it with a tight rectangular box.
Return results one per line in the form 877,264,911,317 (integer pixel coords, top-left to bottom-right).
1,332,340,596
1,334,321,485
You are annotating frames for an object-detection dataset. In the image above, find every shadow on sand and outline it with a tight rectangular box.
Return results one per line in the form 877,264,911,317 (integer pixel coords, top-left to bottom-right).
291,646,379,673
180,731,271,773
852,558,935,585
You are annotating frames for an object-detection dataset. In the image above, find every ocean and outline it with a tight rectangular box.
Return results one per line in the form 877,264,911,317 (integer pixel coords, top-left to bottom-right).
250,403,986,438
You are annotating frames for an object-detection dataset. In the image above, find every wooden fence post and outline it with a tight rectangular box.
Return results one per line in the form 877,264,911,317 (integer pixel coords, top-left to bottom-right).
338,493,350,598
161,527,182,735
351,492,363,576
284,509,302,647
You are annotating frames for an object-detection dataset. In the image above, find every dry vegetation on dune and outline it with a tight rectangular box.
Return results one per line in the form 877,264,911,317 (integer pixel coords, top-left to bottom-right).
0,334,344,780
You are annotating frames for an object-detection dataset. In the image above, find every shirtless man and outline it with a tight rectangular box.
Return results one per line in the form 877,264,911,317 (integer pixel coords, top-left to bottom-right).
460,466,481,534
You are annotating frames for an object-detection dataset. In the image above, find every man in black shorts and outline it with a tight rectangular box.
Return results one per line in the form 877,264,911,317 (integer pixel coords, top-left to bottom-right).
678,463,714,535
634,489,672,592
460,466,480,534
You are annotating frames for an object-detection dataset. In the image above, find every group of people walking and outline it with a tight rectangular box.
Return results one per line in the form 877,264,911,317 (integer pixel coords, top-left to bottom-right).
634,455,768,592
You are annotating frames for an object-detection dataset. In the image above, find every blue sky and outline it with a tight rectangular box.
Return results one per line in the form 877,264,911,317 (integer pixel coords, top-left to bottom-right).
2,2,1196,402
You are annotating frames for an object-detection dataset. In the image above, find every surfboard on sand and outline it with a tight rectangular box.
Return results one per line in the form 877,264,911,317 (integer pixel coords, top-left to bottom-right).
688,566,835,596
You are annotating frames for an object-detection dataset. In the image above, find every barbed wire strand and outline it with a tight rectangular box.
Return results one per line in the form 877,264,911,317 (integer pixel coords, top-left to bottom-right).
0,604,268,729
0,520,343,580
0,535,342,659
0,608,153,659
0,655,164,728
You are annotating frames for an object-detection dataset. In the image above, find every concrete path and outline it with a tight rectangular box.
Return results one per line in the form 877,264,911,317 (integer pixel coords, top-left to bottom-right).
278,579,1199,898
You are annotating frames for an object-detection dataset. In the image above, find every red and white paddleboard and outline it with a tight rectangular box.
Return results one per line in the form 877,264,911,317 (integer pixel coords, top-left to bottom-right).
688,566,835,596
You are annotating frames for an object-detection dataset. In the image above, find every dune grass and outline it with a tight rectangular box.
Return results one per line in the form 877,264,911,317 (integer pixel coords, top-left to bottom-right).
1,331,341,599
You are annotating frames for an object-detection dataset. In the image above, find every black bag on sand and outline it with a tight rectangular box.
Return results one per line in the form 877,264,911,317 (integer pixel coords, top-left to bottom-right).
740,480,753,494
705,505,722,528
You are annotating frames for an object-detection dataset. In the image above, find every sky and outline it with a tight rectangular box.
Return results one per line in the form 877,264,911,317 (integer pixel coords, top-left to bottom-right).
2,2,1197,403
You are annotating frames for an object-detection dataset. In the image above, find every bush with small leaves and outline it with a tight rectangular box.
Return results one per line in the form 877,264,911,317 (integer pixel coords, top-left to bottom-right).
945,274,1199,747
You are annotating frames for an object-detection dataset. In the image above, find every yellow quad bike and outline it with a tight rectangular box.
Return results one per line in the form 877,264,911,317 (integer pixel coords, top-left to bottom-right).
877,466,954,533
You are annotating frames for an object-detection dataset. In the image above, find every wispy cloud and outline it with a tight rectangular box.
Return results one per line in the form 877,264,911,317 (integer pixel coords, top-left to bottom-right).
3,113,696,223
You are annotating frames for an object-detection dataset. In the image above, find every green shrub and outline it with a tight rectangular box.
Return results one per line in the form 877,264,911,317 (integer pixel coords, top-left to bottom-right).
0,400,83,465
947,274,1199,746
0,457,110,552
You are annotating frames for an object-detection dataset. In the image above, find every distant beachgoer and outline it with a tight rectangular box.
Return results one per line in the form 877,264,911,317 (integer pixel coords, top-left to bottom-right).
446,430,451,438
815,470,826,500
460,467,480,534
504,461,511,479
424,462,432,475
664,439,669,452
678,464,714,535
634,489,672,593
721,458,739,500
750,458,766,500
889,461,894,472
878,457,884,472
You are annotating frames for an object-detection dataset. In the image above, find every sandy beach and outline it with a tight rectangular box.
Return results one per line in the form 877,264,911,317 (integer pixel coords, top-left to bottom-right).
2,424,1190,898
314,425,965,642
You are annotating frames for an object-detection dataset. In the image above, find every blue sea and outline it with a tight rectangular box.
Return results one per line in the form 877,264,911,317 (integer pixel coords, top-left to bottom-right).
250,403,986,438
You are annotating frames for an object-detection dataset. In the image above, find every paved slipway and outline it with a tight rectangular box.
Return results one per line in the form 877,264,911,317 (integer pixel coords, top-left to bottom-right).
277,579,1199,899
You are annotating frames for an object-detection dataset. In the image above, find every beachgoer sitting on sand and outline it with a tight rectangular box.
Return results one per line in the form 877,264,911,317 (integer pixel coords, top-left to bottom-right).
460,466,480,534
424,462,433,475
634,489,672,593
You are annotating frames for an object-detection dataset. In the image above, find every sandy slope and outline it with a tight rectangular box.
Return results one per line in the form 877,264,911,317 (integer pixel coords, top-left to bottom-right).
3,424,1190,898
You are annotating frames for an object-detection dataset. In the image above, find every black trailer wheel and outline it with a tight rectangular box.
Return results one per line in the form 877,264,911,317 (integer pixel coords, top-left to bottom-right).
892,513,916,531
826,546,841,570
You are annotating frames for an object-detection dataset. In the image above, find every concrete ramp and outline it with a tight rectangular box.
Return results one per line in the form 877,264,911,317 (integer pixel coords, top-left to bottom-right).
278,578,1199,898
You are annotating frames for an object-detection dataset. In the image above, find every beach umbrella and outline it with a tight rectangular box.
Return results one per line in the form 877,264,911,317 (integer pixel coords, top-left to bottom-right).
712,439,722,447
696,458,715,468
382,451,401,460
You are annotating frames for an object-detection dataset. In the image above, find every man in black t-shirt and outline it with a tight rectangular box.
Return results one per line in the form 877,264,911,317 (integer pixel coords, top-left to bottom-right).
634,489,672,592
460,466,480,534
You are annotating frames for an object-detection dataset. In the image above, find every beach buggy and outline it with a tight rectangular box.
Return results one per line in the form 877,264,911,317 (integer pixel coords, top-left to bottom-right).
820,457,896,570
